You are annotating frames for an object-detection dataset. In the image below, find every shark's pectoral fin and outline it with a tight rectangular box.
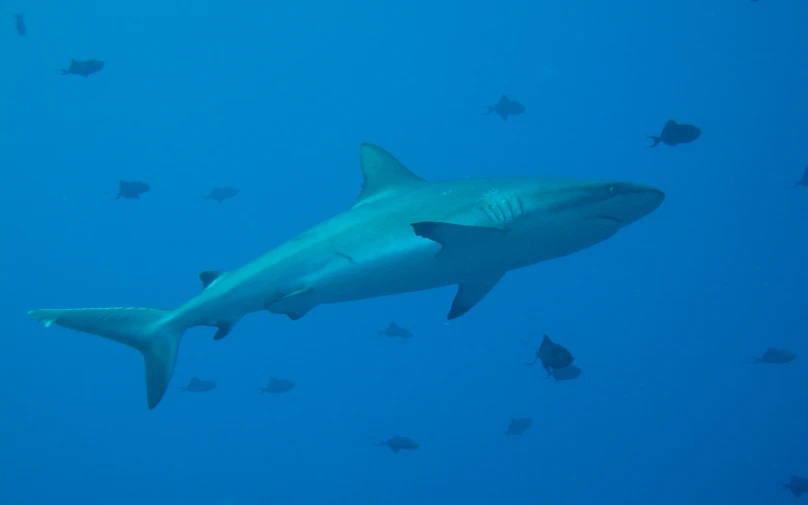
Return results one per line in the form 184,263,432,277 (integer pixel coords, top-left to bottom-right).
411,221,507,258
448,272,505,319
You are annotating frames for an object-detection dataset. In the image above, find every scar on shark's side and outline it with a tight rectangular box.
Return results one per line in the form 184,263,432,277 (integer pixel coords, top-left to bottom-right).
335,252,356,264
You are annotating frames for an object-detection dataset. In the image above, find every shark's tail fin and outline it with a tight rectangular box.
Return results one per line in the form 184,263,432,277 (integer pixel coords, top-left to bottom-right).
645,136,662,148
481,106,494,115
28,307,185,409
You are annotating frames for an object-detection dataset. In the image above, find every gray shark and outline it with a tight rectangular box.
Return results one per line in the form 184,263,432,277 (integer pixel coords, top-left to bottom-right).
27,143,665,410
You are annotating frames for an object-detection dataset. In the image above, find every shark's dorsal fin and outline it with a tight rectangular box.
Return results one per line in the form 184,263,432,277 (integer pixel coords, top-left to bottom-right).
353,143,425,208
199,271,224,289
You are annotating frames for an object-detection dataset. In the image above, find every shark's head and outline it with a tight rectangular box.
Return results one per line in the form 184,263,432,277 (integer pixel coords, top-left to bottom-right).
526,179,665,228
480,178,666,264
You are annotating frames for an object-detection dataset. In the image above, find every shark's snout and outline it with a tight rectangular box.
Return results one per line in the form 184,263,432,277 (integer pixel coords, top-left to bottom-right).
606,184,665,227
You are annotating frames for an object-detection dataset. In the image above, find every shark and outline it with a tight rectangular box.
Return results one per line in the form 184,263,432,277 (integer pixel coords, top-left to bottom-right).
27,143,665,410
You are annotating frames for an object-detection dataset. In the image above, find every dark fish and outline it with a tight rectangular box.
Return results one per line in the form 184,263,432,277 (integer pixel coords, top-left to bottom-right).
646,120,701,147
178,377,216,392
59,58,105,77
377,436,419,454
505,417,533,436
549,364,582,381
258,377,295,393
12,13,25,36
747,347,796,364
790,165,808,188
483,94,526,121
781,475,808,498
204,186,240,204
376,322,413,339
522,334,574,377
116,180,150,200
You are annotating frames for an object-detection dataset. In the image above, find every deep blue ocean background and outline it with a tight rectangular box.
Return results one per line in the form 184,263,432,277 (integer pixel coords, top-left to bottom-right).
2,1,806,504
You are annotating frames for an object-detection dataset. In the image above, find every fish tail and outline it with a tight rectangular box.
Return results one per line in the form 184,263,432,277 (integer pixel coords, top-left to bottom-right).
645,136,661,148
746,357,761,364
28,306,189,409
482,106,494,115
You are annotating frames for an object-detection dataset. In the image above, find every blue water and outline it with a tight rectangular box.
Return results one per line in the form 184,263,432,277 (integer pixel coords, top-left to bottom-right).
2,1,806,504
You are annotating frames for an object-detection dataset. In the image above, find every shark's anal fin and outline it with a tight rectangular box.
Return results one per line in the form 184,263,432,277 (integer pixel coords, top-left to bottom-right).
199,270,225,289
212,320,238,340
353,143,425,208
284,308,310,321
411,221,507,257
448,272,505,319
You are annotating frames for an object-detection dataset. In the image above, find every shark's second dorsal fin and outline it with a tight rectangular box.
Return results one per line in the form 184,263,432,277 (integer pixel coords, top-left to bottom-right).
353,143,425,209
199,271,224,289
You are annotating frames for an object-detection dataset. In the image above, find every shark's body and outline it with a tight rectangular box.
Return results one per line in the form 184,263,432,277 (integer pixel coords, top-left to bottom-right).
28,143,665,409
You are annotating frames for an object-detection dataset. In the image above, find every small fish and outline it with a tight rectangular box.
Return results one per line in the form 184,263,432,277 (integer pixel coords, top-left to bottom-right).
258,377,295,393
646,119,701,147
505,417,533,436
204,186,240,204
377,436,419,454
747,347,796,364
549,364,582,381
781,475,808,498
483,94,526,121
178,377,216,392
12,13,25,36
789,165,808,188
522,334,574,377
375,322,413,339
116,180,150,200
59,58,105,77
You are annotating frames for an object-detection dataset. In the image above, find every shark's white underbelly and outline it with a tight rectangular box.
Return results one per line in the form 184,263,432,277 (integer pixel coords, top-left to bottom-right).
268,215,622,315
306,236,459,305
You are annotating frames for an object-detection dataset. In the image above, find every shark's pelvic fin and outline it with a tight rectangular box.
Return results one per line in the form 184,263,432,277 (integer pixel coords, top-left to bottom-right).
448,273,505,319
199,270,225,289
411,221,507,257
353,143,425,208
27,307,184,409
265,286,315,320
